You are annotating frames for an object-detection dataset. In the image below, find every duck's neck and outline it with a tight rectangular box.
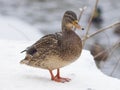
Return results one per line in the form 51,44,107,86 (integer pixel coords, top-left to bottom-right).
61,28,82,61
61,20,80,40
62,29,80,43
62,24,73,32
61,18,72,32
62,24,69,32
62,29,76,37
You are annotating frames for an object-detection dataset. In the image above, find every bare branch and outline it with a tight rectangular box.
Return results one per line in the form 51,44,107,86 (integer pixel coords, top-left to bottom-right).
78,6,87,22
85,0,99,35
110,57,120,76
108,39,120,76
83,21,120,40
82,0,99,46
94,40,120,59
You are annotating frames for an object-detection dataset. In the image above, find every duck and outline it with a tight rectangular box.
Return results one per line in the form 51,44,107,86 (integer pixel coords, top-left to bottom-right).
20,11,84,83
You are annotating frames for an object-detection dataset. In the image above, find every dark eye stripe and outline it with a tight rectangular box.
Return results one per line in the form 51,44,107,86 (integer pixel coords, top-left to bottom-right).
64,14,76,21
64,16,74,23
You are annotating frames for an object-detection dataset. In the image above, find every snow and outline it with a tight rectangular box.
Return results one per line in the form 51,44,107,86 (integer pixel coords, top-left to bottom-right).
0,16,120,90
0,40,120,90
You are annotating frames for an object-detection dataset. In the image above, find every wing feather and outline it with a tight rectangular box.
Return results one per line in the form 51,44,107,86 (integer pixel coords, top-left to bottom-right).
24,33,62,57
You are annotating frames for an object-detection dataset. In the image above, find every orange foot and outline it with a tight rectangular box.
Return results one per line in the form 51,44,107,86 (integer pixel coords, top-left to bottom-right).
49,69,71,83
53,76,71,83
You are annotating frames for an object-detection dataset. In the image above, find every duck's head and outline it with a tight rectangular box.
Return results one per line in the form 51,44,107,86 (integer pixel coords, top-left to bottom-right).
62,11,84,30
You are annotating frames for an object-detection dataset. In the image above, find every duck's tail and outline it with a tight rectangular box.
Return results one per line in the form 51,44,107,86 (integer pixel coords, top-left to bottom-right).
20,55,32,64
20,59,29,64
21,50,27,53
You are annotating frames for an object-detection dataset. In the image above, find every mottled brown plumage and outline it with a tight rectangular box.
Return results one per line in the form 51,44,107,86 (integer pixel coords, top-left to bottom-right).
20,11,83,83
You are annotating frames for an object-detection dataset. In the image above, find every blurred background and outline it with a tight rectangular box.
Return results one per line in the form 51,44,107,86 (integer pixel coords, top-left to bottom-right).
0,0,119,79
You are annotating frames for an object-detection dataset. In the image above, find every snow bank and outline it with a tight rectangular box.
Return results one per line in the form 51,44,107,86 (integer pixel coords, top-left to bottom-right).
0,16,43,41
0,40,120,90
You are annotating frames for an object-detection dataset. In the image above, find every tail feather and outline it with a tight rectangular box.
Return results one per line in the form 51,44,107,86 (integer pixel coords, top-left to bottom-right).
20,59,29,64
21,50,27,53
20,54,32,64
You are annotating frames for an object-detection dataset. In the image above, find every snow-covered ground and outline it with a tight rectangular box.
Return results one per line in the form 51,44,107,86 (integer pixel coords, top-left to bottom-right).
0,17,120,90
0,40,120,90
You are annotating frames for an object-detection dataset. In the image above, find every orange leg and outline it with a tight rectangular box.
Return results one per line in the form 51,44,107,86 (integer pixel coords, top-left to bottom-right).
49,70,54,80
49,69,71,83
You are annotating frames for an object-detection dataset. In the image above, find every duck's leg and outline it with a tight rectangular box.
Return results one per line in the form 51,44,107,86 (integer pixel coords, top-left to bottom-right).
54,69,71,83
49,70,54,80
49,69,71,83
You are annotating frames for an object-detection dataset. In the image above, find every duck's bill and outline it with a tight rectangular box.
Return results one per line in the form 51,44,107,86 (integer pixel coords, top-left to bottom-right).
73,23,84,30
74,24,81,29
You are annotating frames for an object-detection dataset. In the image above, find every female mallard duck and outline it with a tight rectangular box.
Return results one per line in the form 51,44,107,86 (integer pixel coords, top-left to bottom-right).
20,11,83,83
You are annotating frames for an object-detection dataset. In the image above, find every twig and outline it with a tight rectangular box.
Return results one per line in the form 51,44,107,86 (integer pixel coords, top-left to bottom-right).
110,57,120,76
78,6,87,22
82,0,99,46
94,40,120,59
109,40,120,76
82,21,120,40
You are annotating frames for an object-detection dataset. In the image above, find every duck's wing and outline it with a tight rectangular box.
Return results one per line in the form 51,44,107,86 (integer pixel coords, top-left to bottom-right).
23,32,62,57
